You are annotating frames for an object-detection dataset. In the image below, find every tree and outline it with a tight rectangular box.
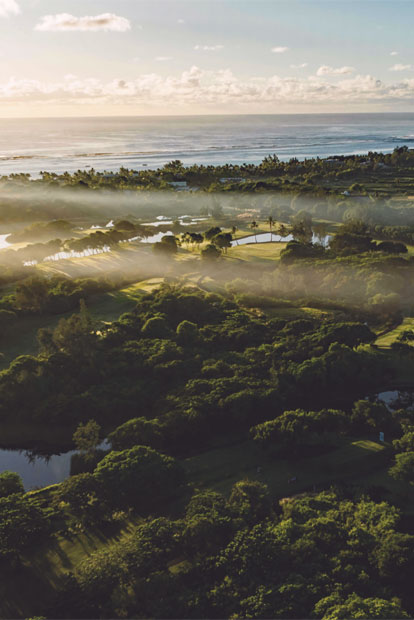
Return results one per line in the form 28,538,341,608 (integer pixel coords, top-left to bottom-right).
351,399,394,434
267,215,274,234
0,472,24,498
251,409,348,454
212,232,232,253
114,220,136,233
108,417,165,451
141,315,171,338
314,593,409,619
153,235,177,257
0,494,48,560
228,479,273,525
51,301,96,360
176,320,199,345
393,429,414,453
94,445,184,509
250,220,259,242
54,473,106,523
389,451,414,485
276,223,289,239
73,420,101,461
290,212,313,243
15,277,50,313
201,244,221,262
204,226,221,241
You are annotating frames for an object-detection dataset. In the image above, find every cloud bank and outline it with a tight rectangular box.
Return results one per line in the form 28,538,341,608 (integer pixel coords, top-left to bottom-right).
3,67,414,111
316,65,355,76
271,46,289,53
390,64,412,72
35,13,131,32
194,45,224,51
0,0,19,17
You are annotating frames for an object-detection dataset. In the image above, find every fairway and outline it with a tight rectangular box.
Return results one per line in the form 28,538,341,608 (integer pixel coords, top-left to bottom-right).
375,317,414,348
183,436,388,500
0,278,165,369
227,241,287,263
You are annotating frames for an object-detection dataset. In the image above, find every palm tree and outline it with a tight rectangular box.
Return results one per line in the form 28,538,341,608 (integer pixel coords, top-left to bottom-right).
268,216,274,239
250,220,259,242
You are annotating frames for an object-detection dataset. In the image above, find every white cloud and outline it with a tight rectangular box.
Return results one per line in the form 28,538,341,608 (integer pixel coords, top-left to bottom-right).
4,67,414,110
35,13,131,32
194,44,224,51
316,65,355,76
155,56,173,61
0,0,20,17
271,46,289,53
390,63,412,71
177,18,185,24
390,51,399,56
290,63,308,69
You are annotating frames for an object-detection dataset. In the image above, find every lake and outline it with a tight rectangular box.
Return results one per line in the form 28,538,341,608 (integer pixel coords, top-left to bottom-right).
0,448,75,490
0,440,110,490
231,232,331,246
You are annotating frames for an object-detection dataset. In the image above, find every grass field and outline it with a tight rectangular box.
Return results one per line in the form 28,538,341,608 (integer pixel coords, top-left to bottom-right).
227,241,287,263
0,278,165,370
183,436,390,501
375,317,414,348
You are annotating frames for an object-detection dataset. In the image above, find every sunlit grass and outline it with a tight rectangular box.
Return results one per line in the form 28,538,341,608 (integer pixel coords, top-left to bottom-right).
375,317,414,348
227,242,287,263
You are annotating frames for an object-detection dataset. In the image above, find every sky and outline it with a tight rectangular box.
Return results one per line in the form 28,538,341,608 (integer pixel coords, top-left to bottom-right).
1,0,414,117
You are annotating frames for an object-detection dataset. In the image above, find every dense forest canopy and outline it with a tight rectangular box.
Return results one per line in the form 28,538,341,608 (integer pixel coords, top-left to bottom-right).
0,152,414,618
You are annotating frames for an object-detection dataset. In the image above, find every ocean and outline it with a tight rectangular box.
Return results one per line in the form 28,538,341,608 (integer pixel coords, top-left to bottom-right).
1,113,414,177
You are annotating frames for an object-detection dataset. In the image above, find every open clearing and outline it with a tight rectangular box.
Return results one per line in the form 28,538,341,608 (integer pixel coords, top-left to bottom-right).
227,242,287,263
0,278,165,369
375,317,414,348
184,436,389,501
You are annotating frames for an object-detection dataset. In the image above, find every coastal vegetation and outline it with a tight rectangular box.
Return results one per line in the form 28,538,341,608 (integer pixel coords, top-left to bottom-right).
0,152,414,617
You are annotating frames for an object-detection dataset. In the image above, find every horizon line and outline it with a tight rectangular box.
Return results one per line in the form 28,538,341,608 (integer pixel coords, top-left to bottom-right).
2,111,414,121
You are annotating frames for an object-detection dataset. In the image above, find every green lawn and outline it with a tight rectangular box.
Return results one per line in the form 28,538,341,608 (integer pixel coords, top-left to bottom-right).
0,278,165,370
226,242,287,263
183,436,389,501
375,317,414,348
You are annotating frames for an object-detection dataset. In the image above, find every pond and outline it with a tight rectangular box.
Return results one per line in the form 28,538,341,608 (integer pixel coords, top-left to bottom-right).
0,448,76,490
140,230,174,243
376,390,414,410
0,440,110,490
0,234,10,249
231,232,331,247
